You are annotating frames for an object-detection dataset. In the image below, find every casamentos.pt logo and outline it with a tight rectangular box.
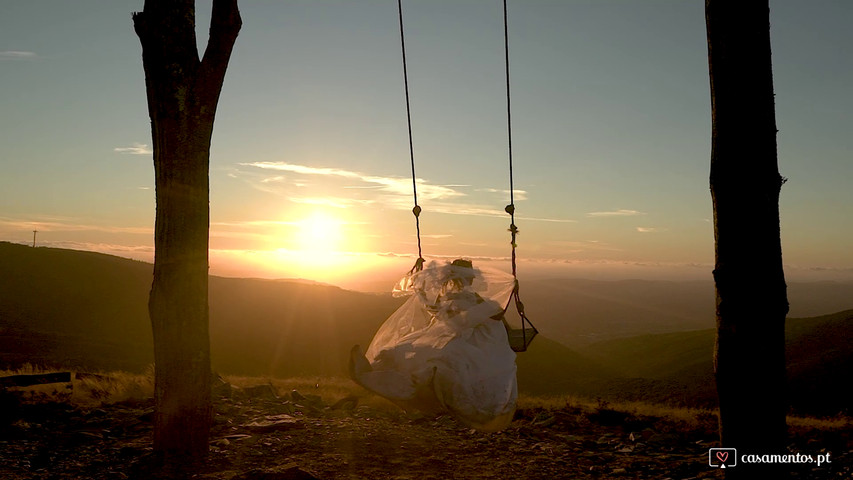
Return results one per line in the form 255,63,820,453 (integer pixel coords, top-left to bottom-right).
709,448,737,468
709,448,832,469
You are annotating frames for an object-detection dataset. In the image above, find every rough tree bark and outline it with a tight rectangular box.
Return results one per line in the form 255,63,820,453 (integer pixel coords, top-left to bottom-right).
705,0,788,474
133,0,241,459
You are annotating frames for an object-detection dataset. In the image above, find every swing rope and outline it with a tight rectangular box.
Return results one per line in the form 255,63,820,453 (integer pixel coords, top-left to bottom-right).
398,0,424,275
503,0,518,278
502,0,538,352
395,0,536,351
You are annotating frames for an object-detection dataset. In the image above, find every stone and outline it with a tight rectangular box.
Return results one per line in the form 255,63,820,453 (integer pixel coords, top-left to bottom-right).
290,390,306,402
647,433,681,445
245,384,278,400
212,374,233,399
231,465,321,480
330,395,358,411
241,414,304,433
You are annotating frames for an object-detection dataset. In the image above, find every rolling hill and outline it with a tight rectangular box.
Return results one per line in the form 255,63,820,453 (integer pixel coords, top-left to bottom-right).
0,241,404,376
0,242,615,394
578,309,853,415
520,276,853,347
1,241,850,415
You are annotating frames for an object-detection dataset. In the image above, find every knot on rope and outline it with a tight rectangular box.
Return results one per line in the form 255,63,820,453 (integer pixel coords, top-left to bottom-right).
508,223,519,238
412,205,422,217
408,256,425,275
505,204,515,215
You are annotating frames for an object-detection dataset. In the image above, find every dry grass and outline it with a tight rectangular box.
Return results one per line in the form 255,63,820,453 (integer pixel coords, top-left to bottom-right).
221,374,399,410
3,365,850,436
516,393,721,436
1,364,154,407
1,366,391,410
518,393,715,421
788,414,853,431
513,393,853,438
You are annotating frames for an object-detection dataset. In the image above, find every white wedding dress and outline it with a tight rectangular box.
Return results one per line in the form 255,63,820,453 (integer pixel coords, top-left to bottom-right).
350,260,518,431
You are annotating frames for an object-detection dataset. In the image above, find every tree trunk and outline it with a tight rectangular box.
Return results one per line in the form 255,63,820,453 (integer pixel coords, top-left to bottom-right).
705,0,788,475
133,0,241,460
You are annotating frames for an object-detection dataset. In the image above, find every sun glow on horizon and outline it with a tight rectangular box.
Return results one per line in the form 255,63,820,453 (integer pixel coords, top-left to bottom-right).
295,212,344,254
209,248,411,291
214,209,396,287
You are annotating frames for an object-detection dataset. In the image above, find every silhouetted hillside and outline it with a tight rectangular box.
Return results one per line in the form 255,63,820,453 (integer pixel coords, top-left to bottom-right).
0,243,609,388
579,310,853,415
521,277,853,347
1,242,850,414
521,278,714,346
785,310,853,416
516,335,616,396
0,241,404,376
0,242,154,370
208,276,404,376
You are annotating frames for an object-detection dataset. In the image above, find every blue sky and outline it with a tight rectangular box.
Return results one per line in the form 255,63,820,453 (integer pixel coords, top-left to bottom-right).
1,1,851,288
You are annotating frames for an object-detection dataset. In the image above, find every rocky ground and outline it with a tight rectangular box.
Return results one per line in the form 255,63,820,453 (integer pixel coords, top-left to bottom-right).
0,384,850,480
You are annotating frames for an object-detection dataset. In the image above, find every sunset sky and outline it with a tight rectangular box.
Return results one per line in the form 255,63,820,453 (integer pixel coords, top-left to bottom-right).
2,1,851,290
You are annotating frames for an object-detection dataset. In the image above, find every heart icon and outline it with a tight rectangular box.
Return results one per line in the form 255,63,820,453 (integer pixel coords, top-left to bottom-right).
716,451,729,463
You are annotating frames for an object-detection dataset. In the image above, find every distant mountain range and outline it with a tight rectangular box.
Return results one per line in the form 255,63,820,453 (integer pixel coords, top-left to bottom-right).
0,241,401,377
519,275,853,347
1,241,850,415
574,309,853,416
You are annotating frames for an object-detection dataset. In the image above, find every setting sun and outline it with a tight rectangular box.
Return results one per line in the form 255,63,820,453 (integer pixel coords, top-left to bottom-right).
296,212,343,254
221,209,394,287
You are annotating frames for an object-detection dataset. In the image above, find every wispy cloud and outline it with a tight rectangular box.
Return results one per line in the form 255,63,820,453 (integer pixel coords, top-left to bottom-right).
0,216,150,235
0,51,36,60
587,209,646,217
636,227,661,233
240,162,462,202
544,239,622,253
523,216,576,223
46,241,153,255
476,188,528,201
260,176,286,184
211,218,366,229
288,196,374,209
237,162,573,223
114,143,152,155
428,205,507,218
374,251,512,263
211,220,299,228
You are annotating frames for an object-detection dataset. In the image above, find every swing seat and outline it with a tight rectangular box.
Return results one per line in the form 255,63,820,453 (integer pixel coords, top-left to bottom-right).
499,280,538,352
506,327,538,353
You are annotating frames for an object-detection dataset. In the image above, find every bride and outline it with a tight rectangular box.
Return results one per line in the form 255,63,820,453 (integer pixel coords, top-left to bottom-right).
349,259,518,431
